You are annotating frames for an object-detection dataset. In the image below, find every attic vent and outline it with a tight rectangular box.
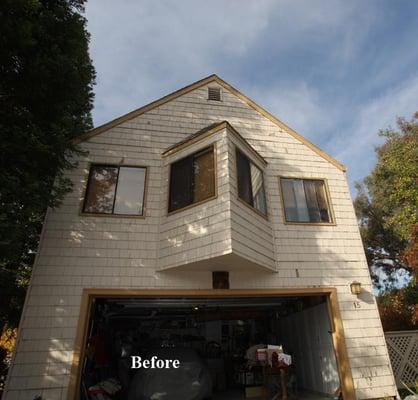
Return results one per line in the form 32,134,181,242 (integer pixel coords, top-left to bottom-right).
208,87,221,101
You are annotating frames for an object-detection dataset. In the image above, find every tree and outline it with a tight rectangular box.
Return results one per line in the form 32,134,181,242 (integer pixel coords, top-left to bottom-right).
354,112,418,289
0,0,95,388
377,284,418,331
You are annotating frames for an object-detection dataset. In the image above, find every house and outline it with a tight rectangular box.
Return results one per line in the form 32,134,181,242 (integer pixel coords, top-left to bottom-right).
3,75,398,400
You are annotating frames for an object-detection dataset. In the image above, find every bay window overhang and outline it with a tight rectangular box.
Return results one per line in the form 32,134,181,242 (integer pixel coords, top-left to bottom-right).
159,121,276,273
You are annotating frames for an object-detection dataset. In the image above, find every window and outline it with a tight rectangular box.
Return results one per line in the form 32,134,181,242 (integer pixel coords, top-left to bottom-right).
280,178,332,223
83,165,146,215
236,148,267,215
169,146,215,212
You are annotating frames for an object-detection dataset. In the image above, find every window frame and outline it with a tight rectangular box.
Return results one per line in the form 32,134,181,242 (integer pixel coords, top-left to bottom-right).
167,144,217,215
235,146,268,219
81,163,148,218
278,176,335,225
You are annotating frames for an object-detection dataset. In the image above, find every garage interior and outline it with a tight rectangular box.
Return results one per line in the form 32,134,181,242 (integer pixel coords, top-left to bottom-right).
80,295,341,400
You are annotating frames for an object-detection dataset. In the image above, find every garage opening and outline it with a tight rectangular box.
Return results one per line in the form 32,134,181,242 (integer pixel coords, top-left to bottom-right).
79,295,341,400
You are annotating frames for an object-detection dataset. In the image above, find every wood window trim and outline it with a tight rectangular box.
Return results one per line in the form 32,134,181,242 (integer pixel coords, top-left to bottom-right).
68,287,356,400
162,121,267,168
235,146,268,219
80,163,148,219
167,144,217,216
278,176,336,226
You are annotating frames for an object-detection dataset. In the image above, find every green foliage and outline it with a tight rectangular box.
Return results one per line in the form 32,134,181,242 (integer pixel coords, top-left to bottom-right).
0,0,95,384
354,112,418,289
401,379,418,397
368,116,418,241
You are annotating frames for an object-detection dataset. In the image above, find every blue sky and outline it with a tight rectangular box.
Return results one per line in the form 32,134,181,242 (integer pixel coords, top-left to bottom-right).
85,0,418,193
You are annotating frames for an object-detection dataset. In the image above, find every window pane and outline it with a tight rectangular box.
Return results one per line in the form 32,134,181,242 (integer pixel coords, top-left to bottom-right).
236,150,252,206
304,180,321,222
83,166,118,214
314,180,331,222
193,148,215,203
169,156,193,212
281,179,309,222
114,167,146,215
250,163,267,214
281,179,298,221
293,179,310,221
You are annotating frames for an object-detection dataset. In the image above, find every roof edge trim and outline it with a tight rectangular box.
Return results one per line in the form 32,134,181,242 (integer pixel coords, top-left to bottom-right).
162,121,227,157
73,74,346,172
72,74,219,145
213,77,346,172
162,121,267,167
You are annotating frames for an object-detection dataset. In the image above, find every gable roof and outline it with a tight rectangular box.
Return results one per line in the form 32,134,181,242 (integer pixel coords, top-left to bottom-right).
73,74,346,171
162,120,267,167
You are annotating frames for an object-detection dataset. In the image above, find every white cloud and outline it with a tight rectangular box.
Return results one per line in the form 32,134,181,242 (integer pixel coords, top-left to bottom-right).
249,74,418,192
250,81,335,139
85,0,376,126
335,74,418,183
86,0,277,125
84,0,418,194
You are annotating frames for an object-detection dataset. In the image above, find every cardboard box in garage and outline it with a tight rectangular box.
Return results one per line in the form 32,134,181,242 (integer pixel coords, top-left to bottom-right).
245,386,264,398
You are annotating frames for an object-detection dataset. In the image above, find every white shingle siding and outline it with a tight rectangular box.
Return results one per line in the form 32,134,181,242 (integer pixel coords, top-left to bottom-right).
228,133,276,270
159,129,232,270
3,82,397,399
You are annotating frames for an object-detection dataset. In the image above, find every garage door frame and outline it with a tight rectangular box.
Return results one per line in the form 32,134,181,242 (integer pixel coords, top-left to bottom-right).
68,288,355,400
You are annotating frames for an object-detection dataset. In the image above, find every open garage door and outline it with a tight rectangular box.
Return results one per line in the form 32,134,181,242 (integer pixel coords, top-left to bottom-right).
75,293,344,400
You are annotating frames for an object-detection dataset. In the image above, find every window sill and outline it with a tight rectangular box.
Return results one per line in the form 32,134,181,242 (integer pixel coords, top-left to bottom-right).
167,195,217,217
79,212,146,219
236,196,269,221
206,99,223,105
282,220,336,226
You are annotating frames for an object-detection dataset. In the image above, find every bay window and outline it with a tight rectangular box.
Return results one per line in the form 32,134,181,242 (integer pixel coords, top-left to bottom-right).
236,148,267,215
168,146,215,212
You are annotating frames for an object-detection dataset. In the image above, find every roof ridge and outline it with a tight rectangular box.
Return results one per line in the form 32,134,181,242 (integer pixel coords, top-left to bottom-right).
73,75,346,172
